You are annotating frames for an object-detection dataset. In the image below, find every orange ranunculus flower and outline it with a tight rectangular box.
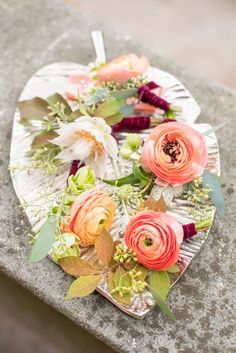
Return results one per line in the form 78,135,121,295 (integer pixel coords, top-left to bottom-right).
62,188,115,246
141,121,208,186
124,210,183,270
97,53,149,84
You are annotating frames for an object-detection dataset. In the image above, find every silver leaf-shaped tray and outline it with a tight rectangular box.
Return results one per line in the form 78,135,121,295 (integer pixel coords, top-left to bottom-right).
10,62,219,319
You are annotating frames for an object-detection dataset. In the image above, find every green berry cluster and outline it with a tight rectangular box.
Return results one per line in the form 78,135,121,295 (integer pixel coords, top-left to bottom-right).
184,177,211,204
113,244,138,264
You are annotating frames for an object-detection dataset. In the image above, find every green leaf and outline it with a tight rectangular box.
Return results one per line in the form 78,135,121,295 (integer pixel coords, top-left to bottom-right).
149,285,175,320
18,97,50,120
94,97,124,118
102,173,140,187
149,271,171,300
105,112,124,126
95,231,114,267
110,88,138,100
107,272,131,305
66,275,102,299
166,264,180,273
59,256,100,276
47,93,72,115
133,164,151,182
135,264,148,281
202,170,225,216
30,216,57,263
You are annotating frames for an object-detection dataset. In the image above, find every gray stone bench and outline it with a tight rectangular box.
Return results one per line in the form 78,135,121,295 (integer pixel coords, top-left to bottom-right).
0,1,235,352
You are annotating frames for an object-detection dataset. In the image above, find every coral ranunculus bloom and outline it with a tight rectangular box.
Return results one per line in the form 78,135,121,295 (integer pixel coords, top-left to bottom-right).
141,121,208,186
97,53,149,84
124,211,183,270
62,188,115,247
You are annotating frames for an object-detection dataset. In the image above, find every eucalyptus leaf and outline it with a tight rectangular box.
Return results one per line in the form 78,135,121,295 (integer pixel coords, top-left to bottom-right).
30,216,57,263
204,121,227,136
110,88,138,100
119,104,135,117
47,93,72,115
86,88,109,106
202,170,225,216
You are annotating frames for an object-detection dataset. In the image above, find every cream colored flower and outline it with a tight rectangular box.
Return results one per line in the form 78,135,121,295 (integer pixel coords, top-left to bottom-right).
51,116,118,178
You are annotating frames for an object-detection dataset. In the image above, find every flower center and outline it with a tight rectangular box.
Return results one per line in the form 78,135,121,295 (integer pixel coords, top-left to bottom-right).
162,139,180,162
144,237,153,247
75,130,105,156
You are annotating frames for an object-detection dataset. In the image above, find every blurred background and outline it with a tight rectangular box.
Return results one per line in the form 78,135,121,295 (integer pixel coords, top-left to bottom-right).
1,1,236,353
68,0,236,90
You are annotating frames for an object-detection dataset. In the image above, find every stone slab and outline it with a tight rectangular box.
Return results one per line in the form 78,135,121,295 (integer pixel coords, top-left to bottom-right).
0,1,235,352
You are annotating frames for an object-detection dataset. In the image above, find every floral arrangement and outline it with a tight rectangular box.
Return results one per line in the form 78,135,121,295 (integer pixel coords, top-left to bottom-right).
12,52,224,320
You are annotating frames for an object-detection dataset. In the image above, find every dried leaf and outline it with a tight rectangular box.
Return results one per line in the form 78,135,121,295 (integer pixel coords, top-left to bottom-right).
71,109,82,119
18,97,50,120
59,256,101,276
66,275,102,299
144,195,167,212
32,131,57,149
95,231,114,267
30,216,57,263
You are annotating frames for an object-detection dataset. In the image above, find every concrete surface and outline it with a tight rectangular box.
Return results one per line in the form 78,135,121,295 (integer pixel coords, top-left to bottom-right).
67,0,236,90
0,272,114,353
0,0,236,352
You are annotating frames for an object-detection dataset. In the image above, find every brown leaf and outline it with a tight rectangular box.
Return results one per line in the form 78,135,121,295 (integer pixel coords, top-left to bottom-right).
47,93,72,115
66,274,102,299
144,195,167,212
95,231,114,267
32,131,57,149
71,109,82,120
18,97,50,120
59,256,101,276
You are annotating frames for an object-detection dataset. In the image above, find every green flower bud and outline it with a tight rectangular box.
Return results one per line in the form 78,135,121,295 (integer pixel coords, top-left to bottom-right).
120,146,132,159
126,134,141,151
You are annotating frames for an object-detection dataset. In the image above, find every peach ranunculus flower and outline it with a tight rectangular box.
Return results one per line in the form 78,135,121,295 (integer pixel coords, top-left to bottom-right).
97,53,149,84
62,188,115,247
141,121,208,186
124,210,183,270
